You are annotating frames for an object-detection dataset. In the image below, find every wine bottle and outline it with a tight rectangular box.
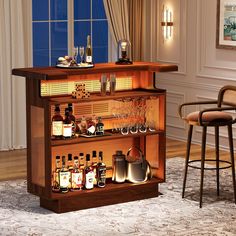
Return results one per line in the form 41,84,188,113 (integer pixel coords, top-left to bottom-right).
85,35,93,64
63,108,72,138
68,103,76,136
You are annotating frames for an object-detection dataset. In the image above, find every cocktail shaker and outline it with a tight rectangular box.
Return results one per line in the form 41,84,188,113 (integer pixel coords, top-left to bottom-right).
112,150,126,183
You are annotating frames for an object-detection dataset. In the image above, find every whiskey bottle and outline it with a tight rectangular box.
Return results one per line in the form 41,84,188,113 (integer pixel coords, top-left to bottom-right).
68,103,76,136
87,117,96,135
63,108,72,138
85,35,93,64
92,150,98,186
96,116,104,135
79,152,85,170
52,155,61,192
97,151,106,188
52,104,63,139
84,154,94,190
71,156,83,191
67,153,73,189
59,155,70,193
80,116,87,134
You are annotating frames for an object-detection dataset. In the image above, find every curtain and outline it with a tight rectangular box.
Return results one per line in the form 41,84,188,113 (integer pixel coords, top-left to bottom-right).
103,0,159,62
0,0,31,150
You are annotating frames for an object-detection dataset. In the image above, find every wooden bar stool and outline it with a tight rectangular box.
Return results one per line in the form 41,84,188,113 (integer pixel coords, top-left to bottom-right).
179,85,236,208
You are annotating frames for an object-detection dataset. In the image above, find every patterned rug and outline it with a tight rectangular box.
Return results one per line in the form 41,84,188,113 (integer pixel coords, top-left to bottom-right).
0,157,235,236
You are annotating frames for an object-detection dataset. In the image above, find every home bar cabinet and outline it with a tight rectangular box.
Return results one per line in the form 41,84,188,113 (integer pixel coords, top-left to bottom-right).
12,62,178,213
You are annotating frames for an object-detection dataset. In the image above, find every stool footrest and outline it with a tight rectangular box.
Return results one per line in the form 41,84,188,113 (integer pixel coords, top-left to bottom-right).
188,159,232,170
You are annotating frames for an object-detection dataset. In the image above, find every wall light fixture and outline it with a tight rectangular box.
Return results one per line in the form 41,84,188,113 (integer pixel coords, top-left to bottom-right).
161,6,173,40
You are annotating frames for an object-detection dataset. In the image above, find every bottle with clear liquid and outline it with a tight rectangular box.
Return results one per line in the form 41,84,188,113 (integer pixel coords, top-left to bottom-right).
85,35,93,64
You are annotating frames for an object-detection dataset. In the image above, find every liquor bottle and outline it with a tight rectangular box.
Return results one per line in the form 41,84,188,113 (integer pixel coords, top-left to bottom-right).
68,103,76,136
79,152,85,170
71,156,83,191
96,116,104,135
52,155,61,192
52,104,63,139
63,108,72,138
87,117,96,135
97,151,106,188
67,153,73,189
59,155,70,193
84,154,94,190
92,150,98,185
85,35,93,64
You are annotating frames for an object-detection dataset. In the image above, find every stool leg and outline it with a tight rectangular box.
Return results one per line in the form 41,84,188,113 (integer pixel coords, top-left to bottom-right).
200,126,207,208
215,126,220,196
182,125,193,198
228,124,236,204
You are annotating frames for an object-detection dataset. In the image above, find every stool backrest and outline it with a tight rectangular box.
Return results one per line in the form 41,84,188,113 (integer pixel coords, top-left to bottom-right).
218,85,236,107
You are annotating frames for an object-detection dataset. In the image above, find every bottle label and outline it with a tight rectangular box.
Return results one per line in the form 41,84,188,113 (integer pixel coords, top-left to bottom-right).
63,124,72,137
59,171,70,188
52,121,63,136
85,171,94,189
98,166,106,187
86,56,92,63
72,172,83,189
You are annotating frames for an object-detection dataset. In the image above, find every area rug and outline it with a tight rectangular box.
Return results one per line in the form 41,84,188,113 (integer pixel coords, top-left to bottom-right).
0,157,235,236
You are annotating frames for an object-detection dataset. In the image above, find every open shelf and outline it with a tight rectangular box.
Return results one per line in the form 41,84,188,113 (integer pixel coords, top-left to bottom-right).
49,89,165,105
51,130,164,146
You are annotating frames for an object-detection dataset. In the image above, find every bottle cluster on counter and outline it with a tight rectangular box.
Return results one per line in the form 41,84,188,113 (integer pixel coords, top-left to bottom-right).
51,104,104,139
52,151,106,193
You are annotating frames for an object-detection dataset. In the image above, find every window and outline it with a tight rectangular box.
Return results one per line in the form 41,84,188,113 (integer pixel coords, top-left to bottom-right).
32,0,108,66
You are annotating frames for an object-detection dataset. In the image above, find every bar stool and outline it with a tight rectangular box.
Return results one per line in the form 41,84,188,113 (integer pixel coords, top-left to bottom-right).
178,85,236,208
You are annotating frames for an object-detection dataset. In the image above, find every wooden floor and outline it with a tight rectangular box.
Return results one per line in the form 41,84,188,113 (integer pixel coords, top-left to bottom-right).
0,138,232,181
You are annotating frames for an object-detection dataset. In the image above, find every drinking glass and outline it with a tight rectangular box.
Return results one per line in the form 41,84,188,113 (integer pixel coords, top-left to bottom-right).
79,46,84,64
74,46,78,63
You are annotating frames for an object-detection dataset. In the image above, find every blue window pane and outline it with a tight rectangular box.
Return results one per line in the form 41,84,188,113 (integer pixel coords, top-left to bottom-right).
51,22,68,49
33,50,49,67
92,0,106,19
74,21,91,47
51,0,67,20
32,0,49,21
93,47,108,63
33,22,49,50
74,0,91,20
92,21,108,47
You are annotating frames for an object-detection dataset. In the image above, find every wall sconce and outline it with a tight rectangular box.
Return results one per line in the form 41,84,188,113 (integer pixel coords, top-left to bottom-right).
161,6,173,40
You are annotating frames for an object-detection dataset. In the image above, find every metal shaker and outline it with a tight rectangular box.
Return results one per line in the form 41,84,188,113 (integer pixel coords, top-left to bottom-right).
112,150,126,183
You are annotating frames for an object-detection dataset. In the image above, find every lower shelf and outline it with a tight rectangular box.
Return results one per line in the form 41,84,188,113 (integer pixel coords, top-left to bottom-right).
40,177,162,213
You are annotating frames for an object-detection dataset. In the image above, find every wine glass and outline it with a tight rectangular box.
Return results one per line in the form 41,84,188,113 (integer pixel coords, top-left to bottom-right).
73,46,78,63
79,46,85,64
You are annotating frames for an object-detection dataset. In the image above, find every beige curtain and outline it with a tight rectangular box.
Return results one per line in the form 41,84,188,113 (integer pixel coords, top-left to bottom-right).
0,0,31,150
104,0,159,62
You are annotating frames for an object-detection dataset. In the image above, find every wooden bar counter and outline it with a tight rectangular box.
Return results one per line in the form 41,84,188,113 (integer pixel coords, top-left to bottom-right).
12,62,178,213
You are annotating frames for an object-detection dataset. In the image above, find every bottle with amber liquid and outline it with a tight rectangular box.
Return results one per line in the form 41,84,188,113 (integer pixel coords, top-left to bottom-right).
97,151,106,188
71,156,83,191
63,108,72,139
52,155,61,192
84,154,94,190
85,35,93,64
92,151,98,186
52,104,63,139
59,156,70,193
